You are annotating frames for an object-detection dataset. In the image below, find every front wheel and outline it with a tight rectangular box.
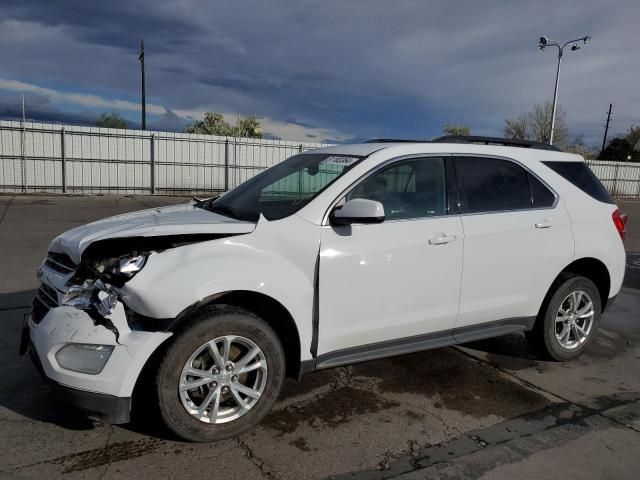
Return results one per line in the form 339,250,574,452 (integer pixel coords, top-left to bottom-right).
526,275,601,361
156,305,285,442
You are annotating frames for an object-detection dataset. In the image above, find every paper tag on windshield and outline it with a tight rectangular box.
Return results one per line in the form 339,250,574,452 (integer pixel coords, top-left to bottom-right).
321,156,359,167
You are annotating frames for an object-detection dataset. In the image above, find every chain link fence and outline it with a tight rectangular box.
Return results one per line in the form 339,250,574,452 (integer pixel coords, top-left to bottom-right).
2,120,640,198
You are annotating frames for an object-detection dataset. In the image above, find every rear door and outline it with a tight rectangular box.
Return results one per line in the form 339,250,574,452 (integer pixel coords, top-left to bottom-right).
453,156,574,329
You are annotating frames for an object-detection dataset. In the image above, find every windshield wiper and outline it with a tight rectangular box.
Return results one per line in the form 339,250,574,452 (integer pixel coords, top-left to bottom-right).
193,195,219,208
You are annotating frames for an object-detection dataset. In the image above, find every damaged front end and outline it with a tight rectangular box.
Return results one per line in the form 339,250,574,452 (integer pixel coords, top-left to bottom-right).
60,249,151,341
23,202,257,423
23,237,222,416
57,234,227,337
64,280,119,316
27,233,236,387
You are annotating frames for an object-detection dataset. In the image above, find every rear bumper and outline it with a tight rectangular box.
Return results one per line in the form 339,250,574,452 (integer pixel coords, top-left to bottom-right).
28,342,131,423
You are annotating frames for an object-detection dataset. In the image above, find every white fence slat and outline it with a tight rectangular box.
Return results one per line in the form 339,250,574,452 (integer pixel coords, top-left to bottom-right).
0,120,327,195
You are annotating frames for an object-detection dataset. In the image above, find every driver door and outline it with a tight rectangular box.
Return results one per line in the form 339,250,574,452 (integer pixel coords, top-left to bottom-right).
317,156,464,355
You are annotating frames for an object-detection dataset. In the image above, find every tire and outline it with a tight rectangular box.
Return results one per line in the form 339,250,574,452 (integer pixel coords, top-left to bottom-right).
526,275,601,361
156,305,285,442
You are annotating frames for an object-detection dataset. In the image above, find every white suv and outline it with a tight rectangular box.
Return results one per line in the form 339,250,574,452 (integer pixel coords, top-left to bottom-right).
23,136,627,441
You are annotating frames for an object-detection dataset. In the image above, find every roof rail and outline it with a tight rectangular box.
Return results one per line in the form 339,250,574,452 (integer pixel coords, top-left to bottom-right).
432,135,562,152
364,138,425,143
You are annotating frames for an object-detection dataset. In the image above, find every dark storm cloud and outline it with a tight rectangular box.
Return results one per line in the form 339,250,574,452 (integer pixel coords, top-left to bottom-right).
0,0,203,54
0,0,637,143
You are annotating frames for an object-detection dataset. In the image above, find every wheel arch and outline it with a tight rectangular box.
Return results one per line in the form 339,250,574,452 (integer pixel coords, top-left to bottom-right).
167,290,302,379
543,257,612,316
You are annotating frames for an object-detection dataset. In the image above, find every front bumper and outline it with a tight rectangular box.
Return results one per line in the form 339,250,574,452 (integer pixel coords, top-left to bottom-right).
28,341,131,424
24,302,172,422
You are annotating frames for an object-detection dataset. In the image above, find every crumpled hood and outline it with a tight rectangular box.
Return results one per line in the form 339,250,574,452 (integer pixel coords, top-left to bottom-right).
49,203,256,263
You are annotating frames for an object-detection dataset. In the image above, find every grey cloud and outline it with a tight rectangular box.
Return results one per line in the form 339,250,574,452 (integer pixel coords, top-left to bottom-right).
0,90,98,125
0,0,637,143
147,108,189,131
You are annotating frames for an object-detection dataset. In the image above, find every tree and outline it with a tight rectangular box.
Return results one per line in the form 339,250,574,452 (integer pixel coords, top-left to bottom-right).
504,114,528,140
442,123,471,136
503,101,569,146
96,112,128,129
626,125,640,151
236,115,263,138
184,112,263,138
599,138,633,161
563,134,598,159
185,112,232,136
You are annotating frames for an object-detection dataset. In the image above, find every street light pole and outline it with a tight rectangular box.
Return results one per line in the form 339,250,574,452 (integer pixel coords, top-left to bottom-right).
549,50,562,145
539,35,591,145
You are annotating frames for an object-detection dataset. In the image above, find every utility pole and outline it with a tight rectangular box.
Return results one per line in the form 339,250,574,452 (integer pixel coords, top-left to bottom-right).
601,103,612,154
139,40,146,130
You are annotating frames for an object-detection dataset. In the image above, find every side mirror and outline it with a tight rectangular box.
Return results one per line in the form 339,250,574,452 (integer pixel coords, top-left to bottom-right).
330,198,385,226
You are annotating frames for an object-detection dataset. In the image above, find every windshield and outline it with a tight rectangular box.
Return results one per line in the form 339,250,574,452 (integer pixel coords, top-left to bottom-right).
198,153,362,221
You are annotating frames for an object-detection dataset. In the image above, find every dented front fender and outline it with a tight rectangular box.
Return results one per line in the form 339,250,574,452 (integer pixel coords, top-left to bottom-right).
120,215,320,361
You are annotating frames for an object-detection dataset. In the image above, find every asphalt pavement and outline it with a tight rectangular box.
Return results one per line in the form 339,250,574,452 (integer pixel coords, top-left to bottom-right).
0,194,639,480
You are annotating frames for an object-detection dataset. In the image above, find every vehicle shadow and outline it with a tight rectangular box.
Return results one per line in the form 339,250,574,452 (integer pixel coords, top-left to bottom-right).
458,333,550,374
460,326,635,374
461,333,538,360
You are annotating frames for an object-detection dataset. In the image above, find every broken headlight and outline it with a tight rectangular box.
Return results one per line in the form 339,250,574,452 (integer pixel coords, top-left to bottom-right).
113,254,146,277
90,253,147,279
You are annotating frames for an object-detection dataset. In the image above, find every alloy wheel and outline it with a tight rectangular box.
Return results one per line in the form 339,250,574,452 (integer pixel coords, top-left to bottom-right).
554,290,595,350
178,335,268,424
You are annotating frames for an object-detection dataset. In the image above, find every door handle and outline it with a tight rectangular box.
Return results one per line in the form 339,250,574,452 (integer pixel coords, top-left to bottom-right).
429,233,457,245
535,220,553,229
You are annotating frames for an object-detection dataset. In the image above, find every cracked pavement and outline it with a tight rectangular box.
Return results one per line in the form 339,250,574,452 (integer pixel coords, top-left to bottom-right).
0,195,639,479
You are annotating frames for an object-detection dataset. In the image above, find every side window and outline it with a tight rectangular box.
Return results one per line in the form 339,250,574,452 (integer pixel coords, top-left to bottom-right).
456,157,531,213
528,173,555,208
348,157,447,220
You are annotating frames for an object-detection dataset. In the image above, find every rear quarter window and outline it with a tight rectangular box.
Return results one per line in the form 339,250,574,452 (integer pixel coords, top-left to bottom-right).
528,173,556,208
542,161,614,204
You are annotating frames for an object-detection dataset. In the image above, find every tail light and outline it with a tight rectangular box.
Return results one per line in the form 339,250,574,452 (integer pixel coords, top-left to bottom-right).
612,208,628,240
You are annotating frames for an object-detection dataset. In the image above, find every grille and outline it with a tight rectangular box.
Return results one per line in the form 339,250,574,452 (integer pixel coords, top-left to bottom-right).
32,283,59,324
44,252,76,275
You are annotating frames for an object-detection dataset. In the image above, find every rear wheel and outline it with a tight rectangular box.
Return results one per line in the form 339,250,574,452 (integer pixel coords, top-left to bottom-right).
526,275,601,361
156,305,285,442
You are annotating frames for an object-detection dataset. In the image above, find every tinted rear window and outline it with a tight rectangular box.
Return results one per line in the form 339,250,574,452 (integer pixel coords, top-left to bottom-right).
542,161,614,204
